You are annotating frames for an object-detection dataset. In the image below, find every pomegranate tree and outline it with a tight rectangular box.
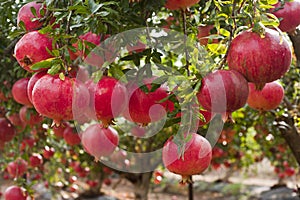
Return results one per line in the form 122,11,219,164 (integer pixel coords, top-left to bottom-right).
17,1,44,31
123,78,174,125
87,76,127,127
165,0,200,10
0,118,16,143
247,81,284,111
271,0,300,33
197,70,249,119
12,78,32,107
81,124,119,159
14,31,54,72
31,74,90,125
162,133,212,183
227,28,291,88
4,186,27,200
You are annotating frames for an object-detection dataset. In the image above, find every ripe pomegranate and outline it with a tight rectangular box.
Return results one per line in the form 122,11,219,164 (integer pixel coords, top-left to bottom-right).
165,0,200,10
4,186,27,200
43,146,55,159
32,74,90,125
87,76,127,127
162,133,212,183
14,31,54,72
0,118,16,143
63,126,81,146
27,71,47,103
52,122,70,138
12,78,32,107
7,113,26,132
17,1,44,31
19,106,43,126
247,81,284,111
6,158,28,178
69,32,101,60
123,78,174,125
81,124,119,159
20,138,36,151
126,41,146,54
271,0,300,33
197,25,218,46
227,28,291,88
29,153,43,167
197,70,249,120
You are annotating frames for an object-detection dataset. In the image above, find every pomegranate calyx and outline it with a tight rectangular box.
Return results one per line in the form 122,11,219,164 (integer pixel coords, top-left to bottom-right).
180,175,193,185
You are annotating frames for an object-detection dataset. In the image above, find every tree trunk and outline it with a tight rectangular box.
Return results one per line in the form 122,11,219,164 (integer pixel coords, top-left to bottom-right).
132,172,153,200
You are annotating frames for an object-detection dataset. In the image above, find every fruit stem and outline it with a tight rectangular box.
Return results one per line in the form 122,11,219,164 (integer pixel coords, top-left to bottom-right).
181,9,190,76
188,176,194,200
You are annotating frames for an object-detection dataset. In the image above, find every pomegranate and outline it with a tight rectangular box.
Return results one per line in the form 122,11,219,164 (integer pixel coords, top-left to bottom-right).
43,146,55,159
123,77,174,125
63,126,81,146
6,158,28,178
271,0,300,33
227,28,291,88
131,126,146,137
87,76,127,127
7,113,26,132
17,1,44,31
32,74,90,125
52,122,70,138
81,124,119,159
4,186,27,200
162,133,212,183
197,25,219,46
0,118,16,143
19,106,43,126
14,31,54,72
247,81,284,111
197,70,249,119
27,71,47,103
12,78,32,107
165,0,200,10
29,153,43,167
126,41,146,54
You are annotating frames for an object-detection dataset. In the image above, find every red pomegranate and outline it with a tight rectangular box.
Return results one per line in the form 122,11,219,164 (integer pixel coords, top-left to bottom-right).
32,74,90,125
247,81,284,111
271,0,300,33
29,153,43,167
162,133,212,183
6,158,28,178
197,25,219,46
197,70,249,119
27,71,47,103
14,31,54,72
87,76,127,127
81,124,119,159
12,78,32,107
63,126,81,146
4,186,27,200
123,78,174,125
227,28,291,89
43,146,55,159
126,41,146,53
19,106,43,126
69,32,101,60
17,1,44,31
7,113,26,132
0,118,16,143
52,122,70,138
165,0,200,10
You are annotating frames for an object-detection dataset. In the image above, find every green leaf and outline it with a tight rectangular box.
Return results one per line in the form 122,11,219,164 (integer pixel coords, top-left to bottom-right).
91,70,103,83
47,64,62,75
219,28,230,37
30,58,57,71
59,72,65,81
30,6,37,17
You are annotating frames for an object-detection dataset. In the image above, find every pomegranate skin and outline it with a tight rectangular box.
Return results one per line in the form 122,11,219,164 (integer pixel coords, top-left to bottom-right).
27,71,47,103
227,28,291,87
17,1,44,31
63,126,81,146
81,124,119,159
271,0,300,33
4,186,27,200
162,133,212,183
7,158,28,178
247,81,284,111
19,106,43,127
0,118,16,143
197,25,218,46
123,78,174,125
32,74,90,124
12,78,32,107
165,0,200,10
14,31,54,72
87,76,128,126
197,70,249,114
